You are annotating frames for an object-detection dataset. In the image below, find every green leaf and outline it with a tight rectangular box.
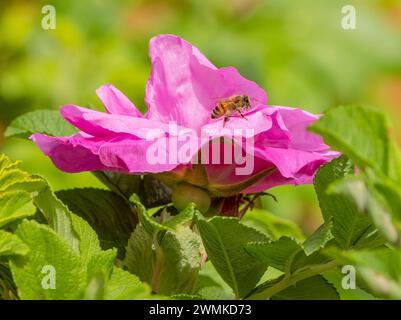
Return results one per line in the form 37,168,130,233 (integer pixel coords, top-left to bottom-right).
196,261,235,300
242,208,304,241
56,188,137,258
309,105,393,178
0,191,36,227
303,220,333,256
0,154,45,194
124,201,199,294
323,269,378,300
130,198,172,235
196,216,268,298
162,203,196,230
330,175,400,245
271,275,339,300
124,225,155,284
83,273,105,300
93,172,172,207
246,234,333,276
325,248,401,299
388,140,401,182
246,237,300,272
86,249,117,284
124,225,202,296
0,262,18,299
0,155,121,299
104,267,152,300
33,182,80,254
70,214,102,264
314,156,383,249
0,154,46,227
5,110,76,139
171,293,203,300
0,230,29,257
0,154,19,171
92,171,142,199
10,220,86,299
0,169,27,193
9,217,115,299
246,239,338,300
156,227,201,295
70,214,116,281
374,180,401,222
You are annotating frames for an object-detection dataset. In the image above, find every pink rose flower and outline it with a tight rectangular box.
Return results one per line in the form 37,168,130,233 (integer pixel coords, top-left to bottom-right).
31,34,338,197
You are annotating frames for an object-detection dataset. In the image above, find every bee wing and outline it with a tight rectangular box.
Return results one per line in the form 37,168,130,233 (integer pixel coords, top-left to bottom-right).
208,96,225,103
206,96,228,111
208,94,236,105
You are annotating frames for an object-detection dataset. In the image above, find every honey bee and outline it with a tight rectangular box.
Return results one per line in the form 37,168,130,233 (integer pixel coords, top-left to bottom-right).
211,95,251,126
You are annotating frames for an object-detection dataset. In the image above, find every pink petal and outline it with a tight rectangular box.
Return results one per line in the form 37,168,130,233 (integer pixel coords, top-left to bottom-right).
96,84,142,117
98,137,180,173
202,106,339,193
145,34,267,132
31,133,112,173
31,34,338,194
60,105,169,139
269,107,328,152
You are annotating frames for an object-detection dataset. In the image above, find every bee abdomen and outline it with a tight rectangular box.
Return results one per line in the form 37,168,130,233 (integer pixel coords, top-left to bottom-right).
211,104,223,118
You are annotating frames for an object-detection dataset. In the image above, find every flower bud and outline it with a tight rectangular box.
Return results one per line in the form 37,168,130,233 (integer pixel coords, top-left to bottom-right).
172,183,211,213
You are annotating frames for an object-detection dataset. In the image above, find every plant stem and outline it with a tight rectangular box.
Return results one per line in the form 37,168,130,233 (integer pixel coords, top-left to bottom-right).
247,260,339,300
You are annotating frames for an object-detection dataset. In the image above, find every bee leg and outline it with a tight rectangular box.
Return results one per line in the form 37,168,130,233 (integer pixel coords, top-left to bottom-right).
223,110,231,127
238,110,248,120
223,116,229,127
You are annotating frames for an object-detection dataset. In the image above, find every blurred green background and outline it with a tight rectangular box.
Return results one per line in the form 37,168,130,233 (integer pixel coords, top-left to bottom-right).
1,0,400,234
